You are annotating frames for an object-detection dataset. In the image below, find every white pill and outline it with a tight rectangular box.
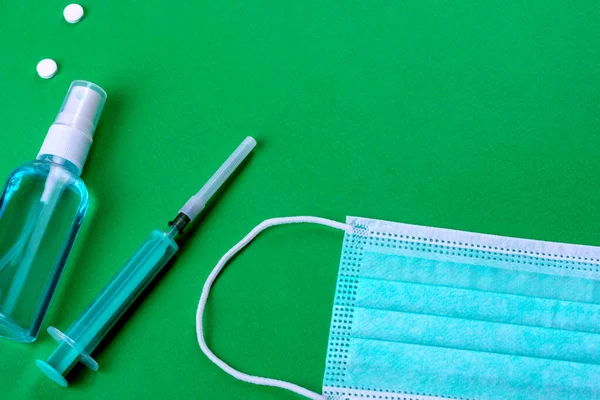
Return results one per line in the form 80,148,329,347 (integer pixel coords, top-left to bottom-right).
36,59,58,79
64,4,84,24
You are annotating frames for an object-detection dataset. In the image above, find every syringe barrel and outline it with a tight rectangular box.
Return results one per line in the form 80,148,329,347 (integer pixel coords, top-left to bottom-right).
39,229,178,383
67,230,178,353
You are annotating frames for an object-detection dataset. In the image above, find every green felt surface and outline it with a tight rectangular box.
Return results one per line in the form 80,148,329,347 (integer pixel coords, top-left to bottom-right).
1,1,600,399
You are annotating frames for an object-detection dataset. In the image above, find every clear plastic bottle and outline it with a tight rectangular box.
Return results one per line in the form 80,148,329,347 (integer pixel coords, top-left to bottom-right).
0,81,107,343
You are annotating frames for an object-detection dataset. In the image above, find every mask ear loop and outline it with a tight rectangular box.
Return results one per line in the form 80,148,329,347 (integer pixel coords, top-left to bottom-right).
196,216,353,400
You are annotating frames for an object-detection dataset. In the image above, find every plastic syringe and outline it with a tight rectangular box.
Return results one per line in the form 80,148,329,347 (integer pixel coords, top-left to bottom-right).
36,137,256,387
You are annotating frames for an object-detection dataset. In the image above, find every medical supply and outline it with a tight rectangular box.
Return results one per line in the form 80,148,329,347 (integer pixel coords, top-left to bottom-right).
197,215,600,400
37,137,256,387
36,59,58,79
0,81,106,343
63,4,84,24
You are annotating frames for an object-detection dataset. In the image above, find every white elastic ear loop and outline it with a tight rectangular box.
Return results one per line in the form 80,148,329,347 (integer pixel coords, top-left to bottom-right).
196,216,353,400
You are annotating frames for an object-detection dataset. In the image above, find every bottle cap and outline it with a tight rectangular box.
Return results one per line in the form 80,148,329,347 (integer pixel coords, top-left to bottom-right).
38,81,107,175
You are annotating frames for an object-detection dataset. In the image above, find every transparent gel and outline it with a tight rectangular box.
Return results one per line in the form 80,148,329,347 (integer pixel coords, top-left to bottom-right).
0,157,88,342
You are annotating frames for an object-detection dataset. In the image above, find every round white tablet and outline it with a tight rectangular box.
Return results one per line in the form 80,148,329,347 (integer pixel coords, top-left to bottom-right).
64,4,84,24
36,59,58,79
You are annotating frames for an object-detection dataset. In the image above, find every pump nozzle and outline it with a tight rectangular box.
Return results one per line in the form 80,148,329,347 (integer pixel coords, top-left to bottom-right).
38,81,107,174
54,81,106,137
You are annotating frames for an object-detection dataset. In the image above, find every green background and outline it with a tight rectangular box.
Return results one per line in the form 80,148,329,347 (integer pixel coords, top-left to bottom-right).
1,1,599,399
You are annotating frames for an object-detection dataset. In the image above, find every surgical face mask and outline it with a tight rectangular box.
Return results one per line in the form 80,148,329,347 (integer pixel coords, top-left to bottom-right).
196,216,600,400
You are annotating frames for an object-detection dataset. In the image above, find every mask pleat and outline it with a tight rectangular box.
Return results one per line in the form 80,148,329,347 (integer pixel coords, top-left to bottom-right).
339,338,600,400
360,250,600,304
352,277,600,334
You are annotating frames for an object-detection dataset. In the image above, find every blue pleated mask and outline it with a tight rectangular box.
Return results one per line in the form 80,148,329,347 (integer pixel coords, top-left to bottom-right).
197,216,600,400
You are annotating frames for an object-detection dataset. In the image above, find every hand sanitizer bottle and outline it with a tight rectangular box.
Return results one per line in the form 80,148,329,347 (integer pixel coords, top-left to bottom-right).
0,81,106,343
